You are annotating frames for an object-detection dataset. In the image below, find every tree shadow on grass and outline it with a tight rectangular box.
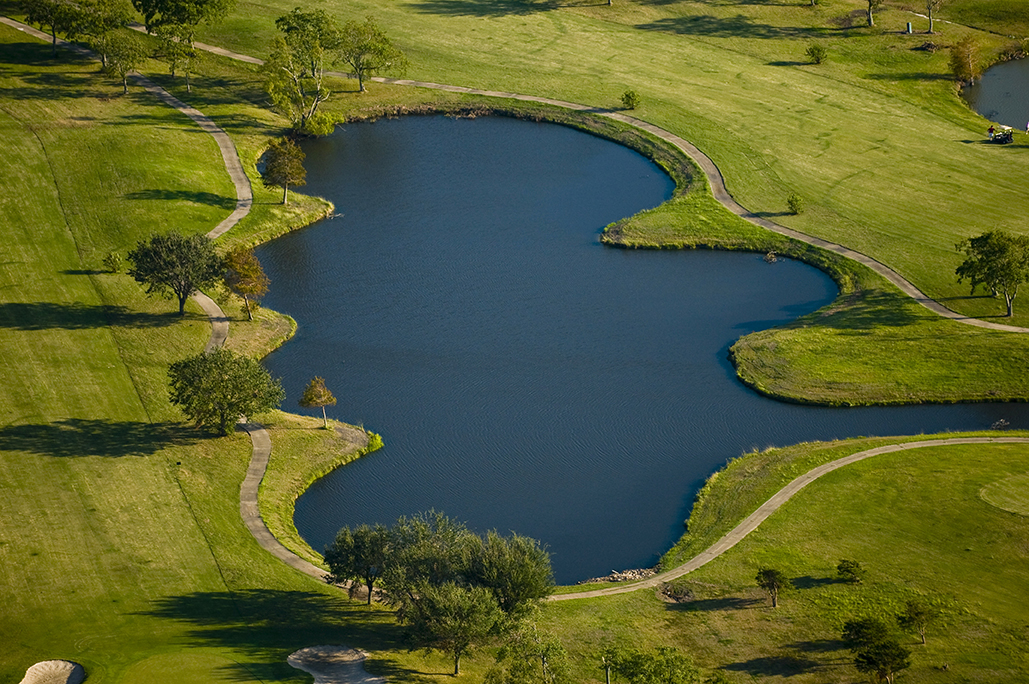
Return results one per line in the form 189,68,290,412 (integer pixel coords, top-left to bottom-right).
782,638,848,654
141,589,415,682
792,574,846,589
408,0,562,17
666,596,764,612
724,652,824,676
125,189,236,210
0,302,193,330
0,419,204,457
635,15,824,39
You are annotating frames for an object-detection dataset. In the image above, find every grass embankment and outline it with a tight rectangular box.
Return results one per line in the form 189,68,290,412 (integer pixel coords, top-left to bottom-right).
0,27,409,683
545,434,1029,683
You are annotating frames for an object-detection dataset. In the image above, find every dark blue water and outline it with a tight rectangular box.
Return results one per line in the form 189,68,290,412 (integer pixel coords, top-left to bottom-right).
258,116,1028,584
964,58,1029,130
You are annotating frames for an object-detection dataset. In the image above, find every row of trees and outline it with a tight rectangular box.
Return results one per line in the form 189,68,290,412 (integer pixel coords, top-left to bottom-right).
263,8,408,134
323,511,555,675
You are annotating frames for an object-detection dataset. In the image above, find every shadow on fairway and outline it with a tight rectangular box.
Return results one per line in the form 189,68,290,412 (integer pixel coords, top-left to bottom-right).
410,0,560,17
142,589,416,681
0,419,205,457
666,596,763,612
724,652,824,676
125,189,237,209
636,15,824,39
0,302,194,329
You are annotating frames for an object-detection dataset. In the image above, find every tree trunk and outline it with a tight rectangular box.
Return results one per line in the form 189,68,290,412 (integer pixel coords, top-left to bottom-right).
454,653,460,676
927,10,934,33
178,292,188,315
867,8,874,25
282,183,289,205
51,29,58,56
123,75,128,94
322,405,328,429
605,664,611,684
243,294,253,321
1006,292,1014,317
366,579,374,605
919,628,926,645
771,590,778,608
186,70,191,93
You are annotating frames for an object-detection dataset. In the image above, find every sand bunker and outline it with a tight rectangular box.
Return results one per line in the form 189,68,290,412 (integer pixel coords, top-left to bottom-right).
18,660,85,684
288,645,386,684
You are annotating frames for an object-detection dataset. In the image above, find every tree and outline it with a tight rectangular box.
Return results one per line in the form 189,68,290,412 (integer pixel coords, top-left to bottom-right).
949,36,980,84
805,44,826,64
324,523,389,604
154,25,201,92
755,568,791,608
298,376,336,428
836,559,864,583
23,0,82,55
127,231,224,315
621,90,640,110
605,647,700,684
854,639,910,684
865,0,883,26
261,137,307,205
897,598,937,644
78,0,133,66
132,0,234,46
842,616,892,651
103,31,147,94
955,230,1029,317
485,610,569,684
469,531,555,616
223,245,269,321
406,581,504,676
335,16,409,93
263,9,340,134
168,347,285,435
925,0,944,33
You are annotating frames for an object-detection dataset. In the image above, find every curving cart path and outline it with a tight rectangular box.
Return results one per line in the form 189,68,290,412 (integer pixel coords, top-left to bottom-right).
10,18,1029,598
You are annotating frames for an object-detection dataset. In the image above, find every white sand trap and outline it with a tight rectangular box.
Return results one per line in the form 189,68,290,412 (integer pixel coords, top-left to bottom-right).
288,645,386,684
18,660,85,684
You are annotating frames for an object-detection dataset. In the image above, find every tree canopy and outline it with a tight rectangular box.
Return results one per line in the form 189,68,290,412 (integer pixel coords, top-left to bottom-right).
755,568,791,608
131,0,234,44
324,523,389,604
955,230,1029,317
24,0,82,54
897,598,937,645
406,581,504,676
261,137,307,204
298,376,336,428
336,16,409,92
168,347,285,435
127,231,224,315
223,245,269,321
103,32,147,93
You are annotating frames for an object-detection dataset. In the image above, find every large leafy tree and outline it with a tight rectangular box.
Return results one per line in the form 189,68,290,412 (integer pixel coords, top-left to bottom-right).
755,568,791,608
324,523,389,604
23,0,83,55
131,0,234,45
261,137,307,204
842,617,892,651
127,231,224,315
469,531,554,615
406,581,504,676
335,16,409,92
263,9,340,135
168,348,285,435
223,245,269,321
854,639,910,684
955,230,1029,317
78,0,133,66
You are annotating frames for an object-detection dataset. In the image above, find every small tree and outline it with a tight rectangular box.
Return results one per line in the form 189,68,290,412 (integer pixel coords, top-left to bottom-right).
154,26,201,92
897,598,937,644
324,523,390,604
756,568,791,608
407,581,504,676
621,90,641,110
836,559,864,583
805,44,826,64
103,251,122,273
127,231,224,315
168,347,285,435
24,0,82,55
925,0,944,33
335,16,409,92
854,639,910,684
949,36,980,84
298,376,336,428
103,32,147,94
787,193,804,214
79,0,133,67
262,137,307,205
865,0,883,26
486,610,569,684
955,230,1029,317
223,245,269,321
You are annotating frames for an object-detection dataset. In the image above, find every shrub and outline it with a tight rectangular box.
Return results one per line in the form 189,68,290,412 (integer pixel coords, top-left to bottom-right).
787,193,805,214
806,44,827,64
103,251,122,273
621,90,641,110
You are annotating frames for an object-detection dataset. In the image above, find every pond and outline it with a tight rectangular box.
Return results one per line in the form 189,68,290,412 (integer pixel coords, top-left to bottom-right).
256,115,1029,585
963,57,1029,130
